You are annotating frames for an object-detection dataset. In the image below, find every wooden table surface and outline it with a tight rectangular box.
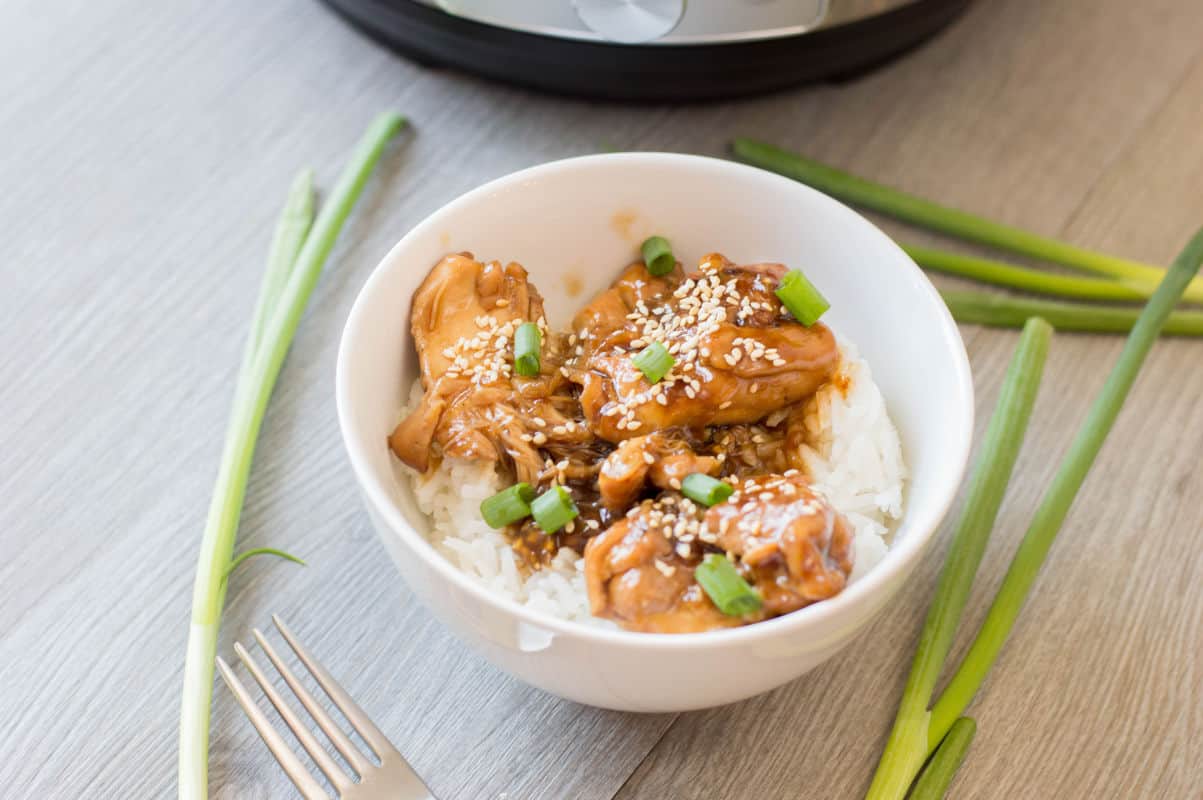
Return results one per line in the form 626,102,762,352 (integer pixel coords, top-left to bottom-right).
3,0,1201,797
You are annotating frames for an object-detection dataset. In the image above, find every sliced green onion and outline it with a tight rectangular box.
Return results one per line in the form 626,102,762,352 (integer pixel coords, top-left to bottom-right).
680,473,733,506
530,485,579,533
641,235,675,277
513,322,542,376
631,341,674,383
695,553,763,616
480,483,536,528
775,269,830,326
909,717,977,800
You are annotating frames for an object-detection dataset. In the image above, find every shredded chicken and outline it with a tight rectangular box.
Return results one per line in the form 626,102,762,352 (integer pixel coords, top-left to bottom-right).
388,253,584,482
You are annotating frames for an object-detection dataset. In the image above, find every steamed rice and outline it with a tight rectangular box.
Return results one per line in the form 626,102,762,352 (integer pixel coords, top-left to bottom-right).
401,341,905,626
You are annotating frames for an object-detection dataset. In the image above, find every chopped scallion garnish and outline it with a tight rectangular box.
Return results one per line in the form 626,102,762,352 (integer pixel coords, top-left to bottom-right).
695,554,762,616
641,235,675,277
513,322,542,376
775,269,830,326
680,473,733,507
480,483,536,528
631,341,674,383
530,485,579,533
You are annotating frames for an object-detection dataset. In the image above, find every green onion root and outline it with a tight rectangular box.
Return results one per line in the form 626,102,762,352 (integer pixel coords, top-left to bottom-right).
942,290,1203,336
926,225,1203,751
864,317,1052,800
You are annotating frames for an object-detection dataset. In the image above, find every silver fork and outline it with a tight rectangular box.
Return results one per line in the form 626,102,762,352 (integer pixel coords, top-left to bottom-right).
216,614,437,800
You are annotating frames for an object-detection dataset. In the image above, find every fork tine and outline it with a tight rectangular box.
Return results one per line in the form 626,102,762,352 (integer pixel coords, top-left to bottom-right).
252,628,374,777
234,642,354,794
216,657,332,800
272,615,398,760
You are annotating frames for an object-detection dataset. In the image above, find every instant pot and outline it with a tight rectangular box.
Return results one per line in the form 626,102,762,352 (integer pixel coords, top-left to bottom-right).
321,0,972,100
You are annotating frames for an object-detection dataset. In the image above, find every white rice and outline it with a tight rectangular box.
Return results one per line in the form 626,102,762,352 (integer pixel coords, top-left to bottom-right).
399,340,905,625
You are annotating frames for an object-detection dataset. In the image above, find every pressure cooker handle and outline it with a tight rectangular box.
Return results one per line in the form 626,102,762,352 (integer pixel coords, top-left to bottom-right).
572,0,687,44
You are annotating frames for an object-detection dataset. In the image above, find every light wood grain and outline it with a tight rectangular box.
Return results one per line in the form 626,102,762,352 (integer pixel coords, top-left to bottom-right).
1,0,1200,798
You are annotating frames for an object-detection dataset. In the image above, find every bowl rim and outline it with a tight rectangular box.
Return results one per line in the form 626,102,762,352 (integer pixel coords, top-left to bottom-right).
336,151,974,650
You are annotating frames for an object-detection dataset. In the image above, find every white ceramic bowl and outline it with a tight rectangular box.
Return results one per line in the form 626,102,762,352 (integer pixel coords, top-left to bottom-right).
336,153,973,712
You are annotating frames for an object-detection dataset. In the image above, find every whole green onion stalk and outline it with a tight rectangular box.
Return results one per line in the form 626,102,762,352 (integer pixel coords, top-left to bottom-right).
865,317,1053,800
730,139,1203,304
925,225,1203,750
942,289,1203,336
866,225,1203,799
178,112,406,800
908,717,977,800
905,245,1148,303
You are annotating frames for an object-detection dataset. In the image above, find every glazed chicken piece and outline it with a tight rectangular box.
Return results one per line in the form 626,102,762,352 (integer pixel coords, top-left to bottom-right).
597,432,721,512
572,259,685,343
584,472,853,632
584,496,736,633
706,473,853,615
389,253,589,482
572,254,840,442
